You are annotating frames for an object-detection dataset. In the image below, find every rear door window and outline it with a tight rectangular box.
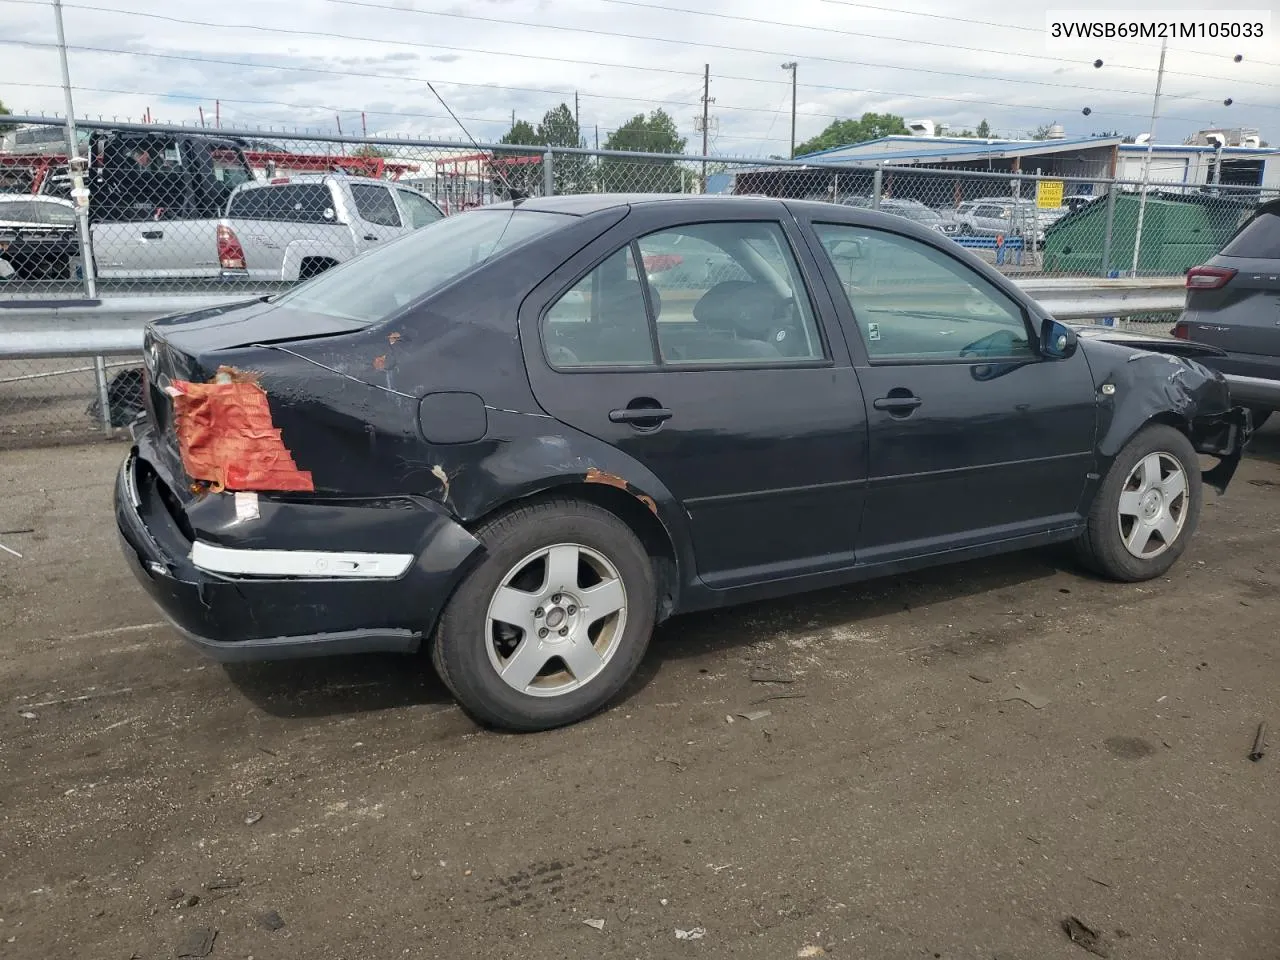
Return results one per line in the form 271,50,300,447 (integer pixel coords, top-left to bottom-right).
350,183,402,227
229,184,335,223
1222,206,1280,259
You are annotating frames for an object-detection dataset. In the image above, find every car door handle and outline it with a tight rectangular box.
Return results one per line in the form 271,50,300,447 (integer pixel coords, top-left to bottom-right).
873,394,922,412
140,230,163,240
609,407,673,424
363,234,380,241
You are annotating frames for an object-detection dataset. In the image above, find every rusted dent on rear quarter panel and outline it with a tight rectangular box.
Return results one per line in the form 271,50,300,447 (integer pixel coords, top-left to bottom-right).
373,355,388,371
586,466,659,515
387,331,402,345
170,366,314,494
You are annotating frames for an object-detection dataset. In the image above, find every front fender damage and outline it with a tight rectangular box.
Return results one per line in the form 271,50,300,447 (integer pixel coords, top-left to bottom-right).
1092,348,1252,494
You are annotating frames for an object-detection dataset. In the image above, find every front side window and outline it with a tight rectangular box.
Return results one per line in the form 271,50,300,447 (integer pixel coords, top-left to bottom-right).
350,182,402,227
814,223,1034,362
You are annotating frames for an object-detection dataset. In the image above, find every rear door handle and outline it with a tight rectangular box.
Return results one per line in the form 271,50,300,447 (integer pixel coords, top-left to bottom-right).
609,407,673,424
363,234,380,241
873,395,922,412
140,230,163,240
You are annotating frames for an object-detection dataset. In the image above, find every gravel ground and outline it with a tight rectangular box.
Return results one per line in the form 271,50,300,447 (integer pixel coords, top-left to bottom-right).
1,431,1277,960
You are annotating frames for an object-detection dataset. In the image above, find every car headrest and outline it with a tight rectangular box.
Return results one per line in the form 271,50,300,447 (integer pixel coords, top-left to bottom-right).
691,280,783,338
598,279,661,323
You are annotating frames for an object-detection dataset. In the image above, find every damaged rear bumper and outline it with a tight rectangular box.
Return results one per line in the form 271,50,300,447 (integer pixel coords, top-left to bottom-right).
114,449,484,662
1191,405,1253,494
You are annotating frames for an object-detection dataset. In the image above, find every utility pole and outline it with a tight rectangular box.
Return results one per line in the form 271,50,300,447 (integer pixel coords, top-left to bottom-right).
574,91,580,137
50,0,94,299
781,62,797,159
1130,37,1167,277
594,124,599,150
511,109,515,131
700,63,713,192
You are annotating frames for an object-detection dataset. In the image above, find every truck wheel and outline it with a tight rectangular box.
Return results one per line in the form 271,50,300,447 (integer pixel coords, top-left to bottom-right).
431,498,656,732
1075,425,1202,582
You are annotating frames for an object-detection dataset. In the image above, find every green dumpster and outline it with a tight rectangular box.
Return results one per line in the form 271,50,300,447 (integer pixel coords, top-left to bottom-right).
1042,193,1252,276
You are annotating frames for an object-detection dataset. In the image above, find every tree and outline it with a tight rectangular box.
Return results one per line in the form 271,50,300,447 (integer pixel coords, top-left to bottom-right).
492,119,545,199
976,119,991,138
351,144,389,158
535,103,588,194
793,112,909,157
0,99,12,134
1028,123,1055,140
599,109,687,192
500,120,539,147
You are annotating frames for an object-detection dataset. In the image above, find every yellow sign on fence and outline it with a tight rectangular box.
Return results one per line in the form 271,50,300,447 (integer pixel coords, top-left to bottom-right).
1036,180,1065,209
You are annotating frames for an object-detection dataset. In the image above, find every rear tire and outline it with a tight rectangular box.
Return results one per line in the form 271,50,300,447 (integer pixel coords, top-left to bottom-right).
431,498,656,732
1075,424,1202,582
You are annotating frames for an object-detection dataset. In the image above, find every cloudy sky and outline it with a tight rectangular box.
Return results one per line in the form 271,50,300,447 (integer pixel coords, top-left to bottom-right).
1,0,1276,155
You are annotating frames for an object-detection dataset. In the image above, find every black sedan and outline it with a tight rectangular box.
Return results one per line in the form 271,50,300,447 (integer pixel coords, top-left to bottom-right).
116,194,1251,731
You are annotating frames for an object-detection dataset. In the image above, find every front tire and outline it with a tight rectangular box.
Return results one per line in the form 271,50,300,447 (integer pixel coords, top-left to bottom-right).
1075,424,1202,581
431,498,656,732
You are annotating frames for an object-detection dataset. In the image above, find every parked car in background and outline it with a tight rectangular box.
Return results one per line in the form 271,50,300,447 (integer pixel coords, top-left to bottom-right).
1174,197,1280,428
116,194,1249,732
879,199,960,236
216,174,444,282
0,194,79,280
1064,193,1103,214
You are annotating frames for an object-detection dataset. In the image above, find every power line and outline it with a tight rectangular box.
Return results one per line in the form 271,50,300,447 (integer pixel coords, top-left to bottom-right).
315,0,1280,94
0,78,799,145
0,37,1236,130
1,37,1233,129
821,0,1280,70
18,0,1272,109
592,0,1280,83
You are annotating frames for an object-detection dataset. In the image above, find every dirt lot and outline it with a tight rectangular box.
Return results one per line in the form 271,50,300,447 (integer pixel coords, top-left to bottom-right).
1,433,1278,960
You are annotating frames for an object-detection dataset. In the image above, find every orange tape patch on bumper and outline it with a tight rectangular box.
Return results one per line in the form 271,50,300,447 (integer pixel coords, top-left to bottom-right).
171,377,314,493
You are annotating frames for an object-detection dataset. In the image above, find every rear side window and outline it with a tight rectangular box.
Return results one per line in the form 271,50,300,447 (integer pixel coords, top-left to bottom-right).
351,183,402,227
1221,206,1280,259
395,188,444,229
34,201,75,226
229,184,334,223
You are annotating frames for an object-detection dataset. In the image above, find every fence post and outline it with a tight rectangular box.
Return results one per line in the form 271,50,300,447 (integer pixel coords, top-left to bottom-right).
92,356,113,438
1100,183,1118,278
872,165,882,210
543,150,555,196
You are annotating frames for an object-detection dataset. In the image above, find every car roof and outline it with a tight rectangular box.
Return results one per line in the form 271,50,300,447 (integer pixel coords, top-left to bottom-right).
494,193,781,216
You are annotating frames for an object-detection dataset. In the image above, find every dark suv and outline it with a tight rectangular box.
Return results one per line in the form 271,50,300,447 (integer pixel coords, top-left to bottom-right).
115,195,1250,732
1175,198,1280,426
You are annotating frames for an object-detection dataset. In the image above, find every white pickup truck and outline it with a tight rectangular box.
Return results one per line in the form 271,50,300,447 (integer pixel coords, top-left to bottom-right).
215,175,445,282
94,172,443,282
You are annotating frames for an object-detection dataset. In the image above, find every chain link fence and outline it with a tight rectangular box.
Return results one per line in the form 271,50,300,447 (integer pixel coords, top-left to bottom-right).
1,116,1275,446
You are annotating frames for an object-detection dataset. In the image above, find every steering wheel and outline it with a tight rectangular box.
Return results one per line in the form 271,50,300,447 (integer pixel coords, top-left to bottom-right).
959,329,1021,359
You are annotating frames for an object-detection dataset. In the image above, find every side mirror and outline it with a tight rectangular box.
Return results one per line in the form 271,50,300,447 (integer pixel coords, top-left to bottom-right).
1040,317,1078,360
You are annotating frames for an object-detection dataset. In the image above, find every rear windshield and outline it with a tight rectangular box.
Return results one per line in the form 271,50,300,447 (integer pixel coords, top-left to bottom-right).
229,184,335,223
272,208,566,324
1221,203,1280,259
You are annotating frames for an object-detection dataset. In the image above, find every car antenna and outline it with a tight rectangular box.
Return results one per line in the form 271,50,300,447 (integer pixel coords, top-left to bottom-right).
424,81,524,203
